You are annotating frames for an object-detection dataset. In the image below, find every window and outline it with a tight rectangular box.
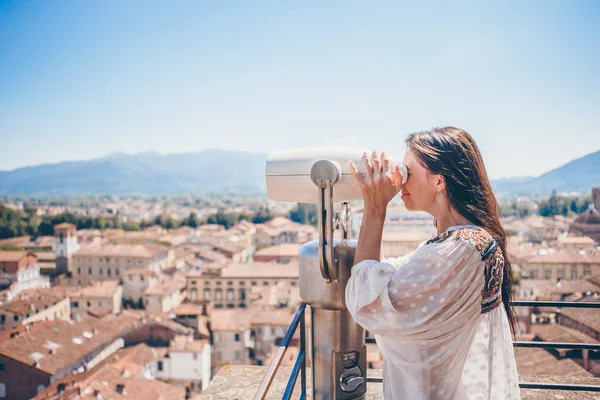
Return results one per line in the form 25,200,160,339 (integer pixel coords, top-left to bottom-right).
584,264,592,276
88,268,92,274
0,383,5,398
108,269,111,276
227,289,234,301
557,267,564,279
13,316,18,321
263,281,269,286
251,281,257,286
544,266,552,280
72,301,79,308
204,281,210,285
99,268,103,275
141,276,144,281
235,333,240,342
234,350,240,361
215,304,223,309
227,281,233,286
193,353,198,360
77,268,81,274
0,363,4,371
291,281,297,287
239,289,246,300
59,232,64,243
191,280,197,285
257,327,262,335
215,289,222,301
0,315,5,323
571,266,578,280
87,301,91,307
116,268,119,275
203,289,211,300
158,361,163,371
271,327,276,335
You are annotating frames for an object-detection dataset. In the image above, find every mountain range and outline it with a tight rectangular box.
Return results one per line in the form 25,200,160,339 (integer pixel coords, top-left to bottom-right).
0,149,599,196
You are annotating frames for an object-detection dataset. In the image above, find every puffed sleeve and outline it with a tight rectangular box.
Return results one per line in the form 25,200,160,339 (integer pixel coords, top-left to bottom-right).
345,238,484,339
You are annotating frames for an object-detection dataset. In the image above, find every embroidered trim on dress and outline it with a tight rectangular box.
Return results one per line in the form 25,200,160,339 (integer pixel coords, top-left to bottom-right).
450,227,505,314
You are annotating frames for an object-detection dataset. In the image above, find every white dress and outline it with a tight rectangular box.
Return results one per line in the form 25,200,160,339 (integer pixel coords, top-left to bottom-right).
345,225,521,400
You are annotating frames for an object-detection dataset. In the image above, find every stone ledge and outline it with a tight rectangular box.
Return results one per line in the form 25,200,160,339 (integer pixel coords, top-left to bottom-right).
198,366,600,400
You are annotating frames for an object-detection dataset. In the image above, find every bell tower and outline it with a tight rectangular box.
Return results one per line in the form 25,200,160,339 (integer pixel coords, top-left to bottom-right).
54,223,80,274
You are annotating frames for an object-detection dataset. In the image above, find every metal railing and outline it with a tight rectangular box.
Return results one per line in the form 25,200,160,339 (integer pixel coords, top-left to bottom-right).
254,300,600,399
254,302,307,400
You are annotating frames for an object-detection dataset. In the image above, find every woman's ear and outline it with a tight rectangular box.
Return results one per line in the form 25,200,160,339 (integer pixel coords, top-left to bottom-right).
433,174,446,192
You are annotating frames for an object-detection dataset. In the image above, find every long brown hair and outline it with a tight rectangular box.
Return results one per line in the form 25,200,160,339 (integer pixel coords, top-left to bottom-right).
406,126,516,333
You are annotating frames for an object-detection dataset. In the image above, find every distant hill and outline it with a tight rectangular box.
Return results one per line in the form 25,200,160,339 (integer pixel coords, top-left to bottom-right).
491,149,600,196
0,150,268,195
1,148,598,196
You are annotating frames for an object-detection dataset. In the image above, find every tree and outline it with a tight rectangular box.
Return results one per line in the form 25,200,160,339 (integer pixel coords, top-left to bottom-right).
289,203,318,226
252,207,274,224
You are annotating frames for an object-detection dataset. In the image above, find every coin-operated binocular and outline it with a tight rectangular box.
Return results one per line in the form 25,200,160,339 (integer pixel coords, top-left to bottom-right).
266,148,405,399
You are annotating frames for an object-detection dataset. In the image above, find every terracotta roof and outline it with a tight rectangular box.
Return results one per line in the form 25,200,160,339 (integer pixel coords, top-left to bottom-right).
0,250,34,262
75,244,170,258
34,252,56,261
209,310,250,332
518,279,600,298
265,217,293,228
515,347,592,376
524,248,600,264
54,223,77,229
530,323,597,344
111,343,160,375
558,236,595,245
220,262,299,279
68,280,121,299
168,335,208,353
250,309,296,327
254,243,301,258
32,362,185,400
173,302,205,316
143,279,184,297
0,236,31,247
121,267,157,277
0,288,67,315
573,207,600,225
0,313,141,375
559,296,600,332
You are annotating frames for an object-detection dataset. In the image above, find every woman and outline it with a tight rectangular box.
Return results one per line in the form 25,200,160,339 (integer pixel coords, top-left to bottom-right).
345,127,520,400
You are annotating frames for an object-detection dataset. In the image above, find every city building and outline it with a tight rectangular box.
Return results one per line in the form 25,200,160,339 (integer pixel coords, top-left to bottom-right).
155,335,211,391
143,279,185,314
0,313,140,399
0,288,70,331
68,280,123,318
71,244,172,286
121,267,160,305
0,251,50,302
208,310,252,376
186,262,298,309
570,187,600,243
519,247,600,280
54,223,80,274
253,243,301,263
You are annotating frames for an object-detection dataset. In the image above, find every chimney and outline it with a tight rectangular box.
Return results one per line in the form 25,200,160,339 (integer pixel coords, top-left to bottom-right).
116,384,126,395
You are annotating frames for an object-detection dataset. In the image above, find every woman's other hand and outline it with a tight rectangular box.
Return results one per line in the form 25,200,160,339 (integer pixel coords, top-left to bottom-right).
349,150,403,217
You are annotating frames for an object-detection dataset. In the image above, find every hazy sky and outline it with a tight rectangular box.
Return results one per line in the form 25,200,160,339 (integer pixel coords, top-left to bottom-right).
1,0,599,179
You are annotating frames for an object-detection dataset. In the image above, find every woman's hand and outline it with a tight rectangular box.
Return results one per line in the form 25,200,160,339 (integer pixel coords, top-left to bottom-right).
349,150,403,218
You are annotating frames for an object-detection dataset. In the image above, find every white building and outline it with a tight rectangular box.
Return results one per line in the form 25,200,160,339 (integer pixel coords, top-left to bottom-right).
121,268,159,304
143,279,185,314
155,335,211,391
